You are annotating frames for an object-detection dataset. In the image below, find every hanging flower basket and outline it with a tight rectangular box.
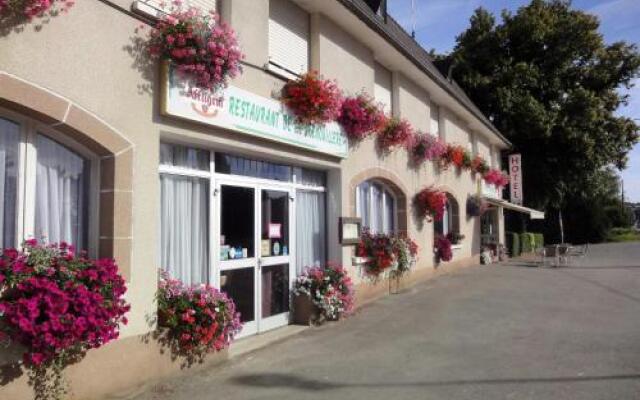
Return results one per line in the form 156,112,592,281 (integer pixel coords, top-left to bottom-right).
0,0,74,21
377,117,413,152
483,169,510,188
410,133,448,166
147,5,244,92
467,195,489,217
471,155,490,175
434,236,453,263
414,187,448,222
157,271,242,358
337,93,385,141
445,144,467,169
356,230,418,278
281,71,343,125
0,240,130,399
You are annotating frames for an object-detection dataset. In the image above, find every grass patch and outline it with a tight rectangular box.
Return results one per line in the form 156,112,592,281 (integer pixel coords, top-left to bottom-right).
607,228,640,242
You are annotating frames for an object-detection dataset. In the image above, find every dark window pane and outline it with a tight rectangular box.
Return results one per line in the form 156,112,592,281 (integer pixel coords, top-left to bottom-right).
261,264,289,318
220,186,255,259
221,268,255,323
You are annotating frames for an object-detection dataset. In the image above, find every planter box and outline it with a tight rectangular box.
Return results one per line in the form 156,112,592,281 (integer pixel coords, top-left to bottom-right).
292,293,320,326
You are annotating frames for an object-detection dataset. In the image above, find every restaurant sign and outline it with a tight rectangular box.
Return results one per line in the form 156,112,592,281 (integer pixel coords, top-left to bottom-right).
161,67,348,158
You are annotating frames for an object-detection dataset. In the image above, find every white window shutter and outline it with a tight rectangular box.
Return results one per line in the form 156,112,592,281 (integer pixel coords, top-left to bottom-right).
185,0,218,12
269,0,310,75
135,0,217,14
374,63,392,114
430,104,440,137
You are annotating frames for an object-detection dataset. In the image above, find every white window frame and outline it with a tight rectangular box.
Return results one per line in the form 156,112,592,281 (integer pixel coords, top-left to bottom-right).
158,143,327,288
355,180,397,234
0,107,100,255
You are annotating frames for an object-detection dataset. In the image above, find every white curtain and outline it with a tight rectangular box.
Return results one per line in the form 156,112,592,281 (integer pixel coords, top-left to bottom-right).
34,134,87,250
296,190,326,274
160,174,209,285
0,118,20,248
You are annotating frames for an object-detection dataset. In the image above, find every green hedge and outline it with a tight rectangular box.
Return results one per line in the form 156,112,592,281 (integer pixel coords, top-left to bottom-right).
520,233,535,253
533,233,544,249
506,232,520,257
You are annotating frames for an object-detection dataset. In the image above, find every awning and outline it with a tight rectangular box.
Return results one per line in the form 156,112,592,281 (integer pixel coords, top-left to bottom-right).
484,198,545,219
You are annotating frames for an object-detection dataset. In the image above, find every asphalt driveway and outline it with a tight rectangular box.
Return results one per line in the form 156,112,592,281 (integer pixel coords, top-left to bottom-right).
127,242,640,400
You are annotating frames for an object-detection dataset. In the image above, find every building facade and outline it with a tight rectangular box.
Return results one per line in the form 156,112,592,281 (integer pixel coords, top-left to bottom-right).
0,0,530,397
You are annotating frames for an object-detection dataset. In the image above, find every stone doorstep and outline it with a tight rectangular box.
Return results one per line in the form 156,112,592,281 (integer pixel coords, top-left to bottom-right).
228,325,309,359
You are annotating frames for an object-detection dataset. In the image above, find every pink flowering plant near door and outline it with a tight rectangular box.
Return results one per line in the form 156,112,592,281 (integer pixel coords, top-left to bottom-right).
0,240,130,400
156,271,242,364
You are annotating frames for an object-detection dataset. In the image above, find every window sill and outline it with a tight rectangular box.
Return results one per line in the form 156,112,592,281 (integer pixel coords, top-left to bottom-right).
352,256,371,266
131,1,164,20
266,62,301,81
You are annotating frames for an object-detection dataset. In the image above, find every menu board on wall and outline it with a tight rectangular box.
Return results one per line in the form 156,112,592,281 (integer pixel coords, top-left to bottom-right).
161,66,348,158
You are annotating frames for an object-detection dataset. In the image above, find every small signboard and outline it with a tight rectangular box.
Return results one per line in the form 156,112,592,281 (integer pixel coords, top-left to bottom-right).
339,217,362,245
268,223,282,239
509,154,523,205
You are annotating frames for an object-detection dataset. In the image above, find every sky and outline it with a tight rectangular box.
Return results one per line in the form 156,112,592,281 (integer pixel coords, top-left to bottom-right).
388,0,640,201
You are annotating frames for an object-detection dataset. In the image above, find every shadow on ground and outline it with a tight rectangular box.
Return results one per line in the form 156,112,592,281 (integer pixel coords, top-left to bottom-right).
229,373,640,391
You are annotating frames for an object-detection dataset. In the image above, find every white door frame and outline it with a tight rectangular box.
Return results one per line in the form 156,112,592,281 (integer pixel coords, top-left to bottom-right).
214,176,295,338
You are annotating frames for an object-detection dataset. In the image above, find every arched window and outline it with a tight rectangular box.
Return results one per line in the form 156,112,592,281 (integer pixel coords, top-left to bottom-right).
435,193,460,237
0,109,96,252
356,180,396,234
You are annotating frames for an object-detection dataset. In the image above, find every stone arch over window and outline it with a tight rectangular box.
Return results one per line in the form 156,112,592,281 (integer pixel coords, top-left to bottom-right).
0,72,134,279
435,193,460,237
349,168,408,233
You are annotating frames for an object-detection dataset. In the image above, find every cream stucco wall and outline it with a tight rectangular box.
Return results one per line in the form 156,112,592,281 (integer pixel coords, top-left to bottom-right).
0,0,511,397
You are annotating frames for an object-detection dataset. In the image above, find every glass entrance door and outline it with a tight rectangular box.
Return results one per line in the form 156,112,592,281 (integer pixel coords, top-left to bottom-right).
216,180,293,337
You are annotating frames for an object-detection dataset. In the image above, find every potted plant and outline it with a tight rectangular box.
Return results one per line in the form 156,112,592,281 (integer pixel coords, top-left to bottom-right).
356,230,418,279
146,4,244,92
377,117,413,153
414,187,448,222
409,133,448,166
0,240,130,400
157,271,242,359
292,265,354,325
446,231,465,245
0,0,74,21
434,235,453,263
337,93,386,142
281,71,343,125
467,195,488,217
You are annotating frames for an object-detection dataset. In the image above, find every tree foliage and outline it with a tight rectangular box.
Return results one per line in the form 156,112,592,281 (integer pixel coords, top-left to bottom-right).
435,0,640,213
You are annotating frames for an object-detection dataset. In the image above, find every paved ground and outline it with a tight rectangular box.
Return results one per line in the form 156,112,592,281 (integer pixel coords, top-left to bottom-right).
128,242,640,400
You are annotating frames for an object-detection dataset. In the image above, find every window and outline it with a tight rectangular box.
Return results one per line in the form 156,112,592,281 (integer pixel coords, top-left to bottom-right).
134,0,218,16
374,63,393,114
434,194,460,237
0,111,94,252
430,103,440,137
159,143,327,284
356,180,396,234
269,0,309,76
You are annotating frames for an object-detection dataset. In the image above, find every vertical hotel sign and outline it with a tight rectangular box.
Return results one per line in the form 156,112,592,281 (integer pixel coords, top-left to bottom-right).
509,154,523,205
160,66,348,158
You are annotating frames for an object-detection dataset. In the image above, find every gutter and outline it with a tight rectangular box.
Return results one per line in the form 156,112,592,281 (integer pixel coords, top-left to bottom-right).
336,0,512,147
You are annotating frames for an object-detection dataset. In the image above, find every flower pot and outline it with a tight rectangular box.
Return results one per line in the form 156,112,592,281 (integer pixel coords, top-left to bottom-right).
292,293,320,326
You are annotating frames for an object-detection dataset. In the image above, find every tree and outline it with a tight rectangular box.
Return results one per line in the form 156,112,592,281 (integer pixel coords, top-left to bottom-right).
435,0,640,241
